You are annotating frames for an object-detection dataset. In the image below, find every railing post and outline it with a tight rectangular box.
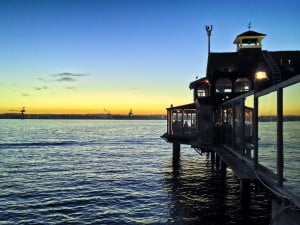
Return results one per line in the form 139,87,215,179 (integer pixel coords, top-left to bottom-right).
254,96,259,168
182,110,184,136
277,88,283,187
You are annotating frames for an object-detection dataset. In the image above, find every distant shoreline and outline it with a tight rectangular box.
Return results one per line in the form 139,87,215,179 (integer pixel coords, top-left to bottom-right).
0,113,166,120
1,114,299,121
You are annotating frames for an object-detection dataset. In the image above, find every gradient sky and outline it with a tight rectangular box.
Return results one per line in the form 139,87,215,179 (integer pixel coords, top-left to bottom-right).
1,0,299,115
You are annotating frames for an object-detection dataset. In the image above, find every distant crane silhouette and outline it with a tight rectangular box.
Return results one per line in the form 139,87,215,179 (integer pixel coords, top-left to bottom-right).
9,107,25,115
128,108,133,118
9,107,26,118
20,107,25,116
104,108,110,116
103,108,112,119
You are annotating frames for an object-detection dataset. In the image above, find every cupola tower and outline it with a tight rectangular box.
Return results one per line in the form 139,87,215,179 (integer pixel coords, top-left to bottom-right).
233,29,266,52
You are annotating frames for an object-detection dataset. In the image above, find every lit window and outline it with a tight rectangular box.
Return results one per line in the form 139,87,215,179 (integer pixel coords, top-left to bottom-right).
215,78,232,93
234,78,251,92
197,87,209,97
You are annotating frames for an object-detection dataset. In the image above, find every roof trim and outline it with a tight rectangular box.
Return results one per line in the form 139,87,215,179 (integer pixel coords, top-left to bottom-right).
166,103,196,110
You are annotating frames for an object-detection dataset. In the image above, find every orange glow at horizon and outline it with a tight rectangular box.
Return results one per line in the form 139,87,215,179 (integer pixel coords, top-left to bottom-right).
0,89,192,115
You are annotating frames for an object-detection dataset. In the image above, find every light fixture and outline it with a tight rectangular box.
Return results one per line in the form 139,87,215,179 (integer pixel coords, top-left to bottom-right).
255,63,268,80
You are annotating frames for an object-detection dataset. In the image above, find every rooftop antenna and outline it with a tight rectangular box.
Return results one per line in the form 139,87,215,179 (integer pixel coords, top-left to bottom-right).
205,25,213,55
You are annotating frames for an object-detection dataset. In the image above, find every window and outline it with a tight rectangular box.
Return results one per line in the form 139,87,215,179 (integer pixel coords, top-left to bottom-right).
197,87,209,97
215,78,232,93
234,77,251,92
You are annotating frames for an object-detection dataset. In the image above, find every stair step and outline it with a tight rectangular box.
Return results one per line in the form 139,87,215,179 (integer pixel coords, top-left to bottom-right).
262,51,282,84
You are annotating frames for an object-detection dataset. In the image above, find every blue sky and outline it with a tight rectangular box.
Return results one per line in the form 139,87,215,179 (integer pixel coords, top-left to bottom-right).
0,0,299,114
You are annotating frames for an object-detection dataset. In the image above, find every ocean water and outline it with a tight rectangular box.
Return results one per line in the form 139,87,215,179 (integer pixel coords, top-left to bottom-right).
0,119,275,224
258,121,300,196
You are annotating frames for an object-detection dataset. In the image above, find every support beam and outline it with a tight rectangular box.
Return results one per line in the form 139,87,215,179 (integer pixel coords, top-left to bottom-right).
272,199,300,225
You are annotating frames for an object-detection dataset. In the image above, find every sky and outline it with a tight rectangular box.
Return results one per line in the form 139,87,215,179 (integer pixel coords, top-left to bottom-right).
0,0,299,115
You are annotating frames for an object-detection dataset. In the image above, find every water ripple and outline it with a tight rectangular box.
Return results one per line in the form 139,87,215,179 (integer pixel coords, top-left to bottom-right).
0,120,274,224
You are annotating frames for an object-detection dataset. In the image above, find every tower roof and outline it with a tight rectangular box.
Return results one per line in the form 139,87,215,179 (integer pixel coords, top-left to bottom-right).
236,30,266,38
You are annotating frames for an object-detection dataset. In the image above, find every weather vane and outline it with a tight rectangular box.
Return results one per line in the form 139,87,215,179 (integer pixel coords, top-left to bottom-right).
248,22,252,30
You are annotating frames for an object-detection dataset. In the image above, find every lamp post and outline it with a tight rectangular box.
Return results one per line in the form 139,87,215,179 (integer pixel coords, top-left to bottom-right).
205,25,213,55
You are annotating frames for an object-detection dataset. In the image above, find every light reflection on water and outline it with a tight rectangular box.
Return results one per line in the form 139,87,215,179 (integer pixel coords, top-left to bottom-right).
0,119,272,224
164,147,271,225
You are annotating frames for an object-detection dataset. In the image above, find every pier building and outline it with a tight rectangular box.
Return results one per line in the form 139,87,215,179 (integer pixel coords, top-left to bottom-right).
162,27,300,225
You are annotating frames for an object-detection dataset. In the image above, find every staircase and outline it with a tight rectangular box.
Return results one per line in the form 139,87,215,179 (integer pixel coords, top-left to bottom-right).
262,51,282,84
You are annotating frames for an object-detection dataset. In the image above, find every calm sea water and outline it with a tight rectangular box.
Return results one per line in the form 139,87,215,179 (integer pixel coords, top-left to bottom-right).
258,121,300,196
0,119,278,224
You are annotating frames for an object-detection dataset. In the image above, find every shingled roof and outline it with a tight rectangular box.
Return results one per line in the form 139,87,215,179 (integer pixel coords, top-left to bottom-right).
205,51,300,82
236,30,266,37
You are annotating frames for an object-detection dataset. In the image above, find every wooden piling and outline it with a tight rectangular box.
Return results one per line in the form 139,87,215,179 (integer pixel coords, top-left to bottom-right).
240,179,250,206
216,154,220,169
221,160,227,171
172,142,180,161
211,151,215,166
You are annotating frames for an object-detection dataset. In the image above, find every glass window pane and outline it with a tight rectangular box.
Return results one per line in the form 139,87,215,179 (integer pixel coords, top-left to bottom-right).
234,78,251,92
283,82,300,196
258,92,277,174
216,78,232,93
245,95,254,158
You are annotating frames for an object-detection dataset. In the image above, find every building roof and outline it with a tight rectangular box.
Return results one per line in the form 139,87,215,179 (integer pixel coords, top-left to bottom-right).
186,50,300,88
207,51,261,81
166,103,195,110
236,30,266,37
189,77,210,89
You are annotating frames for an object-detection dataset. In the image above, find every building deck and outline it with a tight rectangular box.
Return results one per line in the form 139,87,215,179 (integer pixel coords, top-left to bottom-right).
211,145,300,208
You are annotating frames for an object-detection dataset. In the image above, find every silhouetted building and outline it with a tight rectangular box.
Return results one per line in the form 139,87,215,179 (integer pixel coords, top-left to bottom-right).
162,28,300,225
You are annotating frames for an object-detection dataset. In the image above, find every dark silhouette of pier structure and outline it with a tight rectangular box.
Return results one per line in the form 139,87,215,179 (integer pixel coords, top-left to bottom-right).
162,27,300,225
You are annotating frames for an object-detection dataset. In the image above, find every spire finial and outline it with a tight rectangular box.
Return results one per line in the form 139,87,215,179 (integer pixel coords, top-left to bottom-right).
248,22,252,30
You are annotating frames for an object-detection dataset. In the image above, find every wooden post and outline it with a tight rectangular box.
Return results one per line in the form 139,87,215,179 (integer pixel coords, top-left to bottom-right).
211,151,215,167
216,154,220,170
173,142,180,162
240,179,250,206
277,88,283,187
221,160,227,171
